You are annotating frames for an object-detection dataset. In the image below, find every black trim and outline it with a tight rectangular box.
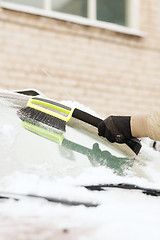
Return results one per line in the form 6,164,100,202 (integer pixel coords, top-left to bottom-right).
15,90,40,96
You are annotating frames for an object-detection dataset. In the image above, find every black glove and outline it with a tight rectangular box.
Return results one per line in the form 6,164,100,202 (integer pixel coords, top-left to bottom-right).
98,116,132,144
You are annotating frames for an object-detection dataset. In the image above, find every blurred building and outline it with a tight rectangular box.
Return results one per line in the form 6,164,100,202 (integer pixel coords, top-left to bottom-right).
0,0,159,116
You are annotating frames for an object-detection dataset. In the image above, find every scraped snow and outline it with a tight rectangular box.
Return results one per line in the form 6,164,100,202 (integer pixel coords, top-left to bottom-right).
0,90,160,240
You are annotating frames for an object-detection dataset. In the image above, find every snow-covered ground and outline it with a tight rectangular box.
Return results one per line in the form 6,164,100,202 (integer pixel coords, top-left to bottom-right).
0,90,160,240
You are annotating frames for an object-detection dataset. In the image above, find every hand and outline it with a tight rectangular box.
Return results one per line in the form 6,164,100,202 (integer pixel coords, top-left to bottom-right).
98,116,132,144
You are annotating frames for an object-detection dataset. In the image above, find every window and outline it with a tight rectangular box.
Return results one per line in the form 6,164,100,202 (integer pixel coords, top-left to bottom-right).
3,0,44,9
51,0,88,18
97,0,126,26
2,0,139,28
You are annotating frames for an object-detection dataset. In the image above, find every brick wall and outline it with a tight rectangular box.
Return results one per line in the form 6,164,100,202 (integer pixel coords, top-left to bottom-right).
0,0,160,117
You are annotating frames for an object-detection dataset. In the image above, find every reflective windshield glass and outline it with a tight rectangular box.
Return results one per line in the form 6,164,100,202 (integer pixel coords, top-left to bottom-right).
0,92,134,180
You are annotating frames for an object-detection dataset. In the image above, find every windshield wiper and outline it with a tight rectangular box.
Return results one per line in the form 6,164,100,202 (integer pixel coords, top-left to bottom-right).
0,192,98,207
84,183,160,197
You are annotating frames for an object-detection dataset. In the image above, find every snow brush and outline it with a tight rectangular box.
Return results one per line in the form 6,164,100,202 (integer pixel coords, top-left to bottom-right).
17,97,142,155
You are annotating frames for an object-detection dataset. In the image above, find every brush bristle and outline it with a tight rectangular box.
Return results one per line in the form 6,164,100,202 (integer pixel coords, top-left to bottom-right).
17,107,66,132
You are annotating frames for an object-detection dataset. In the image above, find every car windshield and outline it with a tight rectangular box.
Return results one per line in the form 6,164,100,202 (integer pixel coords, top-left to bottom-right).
0,90,160,185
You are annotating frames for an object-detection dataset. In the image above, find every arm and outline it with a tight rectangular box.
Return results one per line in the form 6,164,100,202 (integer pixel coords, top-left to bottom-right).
131,112,160,141
98,111,160,143
131,115,148,138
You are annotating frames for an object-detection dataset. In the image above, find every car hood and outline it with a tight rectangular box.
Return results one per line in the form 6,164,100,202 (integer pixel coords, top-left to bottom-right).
0,89,160,240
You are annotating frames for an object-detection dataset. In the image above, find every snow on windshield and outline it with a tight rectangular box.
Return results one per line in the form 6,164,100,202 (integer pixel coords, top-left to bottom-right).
0,90,160,240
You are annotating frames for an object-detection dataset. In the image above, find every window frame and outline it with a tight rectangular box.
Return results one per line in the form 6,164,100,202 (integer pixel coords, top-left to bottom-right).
0,0,144,37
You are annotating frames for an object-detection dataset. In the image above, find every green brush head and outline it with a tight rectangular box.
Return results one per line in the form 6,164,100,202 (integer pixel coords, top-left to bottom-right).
17,96,74,132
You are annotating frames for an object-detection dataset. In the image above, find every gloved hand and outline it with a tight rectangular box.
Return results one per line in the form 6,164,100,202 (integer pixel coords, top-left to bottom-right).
98,116,132,144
